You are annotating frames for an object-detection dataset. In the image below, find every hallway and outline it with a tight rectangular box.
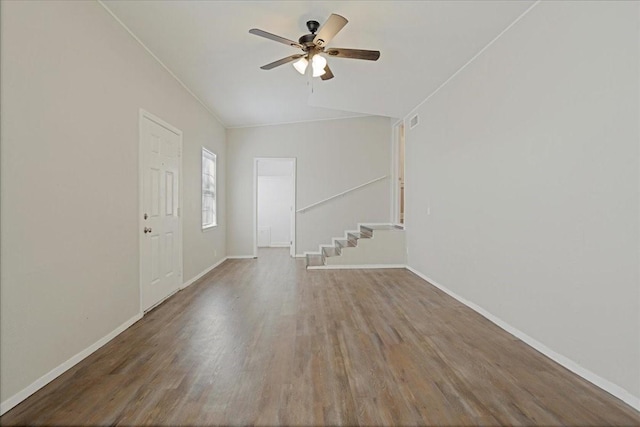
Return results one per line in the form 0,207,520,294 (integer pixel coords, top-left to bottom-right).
1,248,638,425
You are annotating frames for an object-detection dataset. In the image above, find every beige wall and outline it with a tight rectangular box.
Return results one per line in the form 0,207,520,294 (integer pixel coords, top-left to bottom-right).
405,1,639,400
4,0,636,415
0,0,226,404
227,116,393,255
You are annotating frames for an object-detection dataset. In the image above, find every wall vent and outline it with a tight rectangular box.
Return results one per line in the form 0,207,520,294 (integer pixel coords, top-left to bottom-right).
409,114,419,129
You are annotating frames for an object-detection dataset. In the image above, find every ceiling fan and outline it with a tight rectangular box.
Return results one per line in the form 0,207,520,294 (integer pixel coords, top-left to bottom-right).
249,14,380,81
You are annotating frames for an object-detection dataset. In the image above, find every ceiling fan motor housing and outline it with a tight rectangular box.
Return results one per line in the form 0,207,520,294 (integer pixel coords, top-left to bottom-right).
298,33,317,49
298,20,323,50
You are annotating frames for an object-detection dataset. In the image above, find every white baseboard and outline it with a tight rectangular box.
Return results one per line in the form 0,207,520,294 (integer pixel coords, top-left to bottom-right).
226,255,256,259
268,243,290,248
309,264,407,270
405,265,640,412
294,254,306,258
0,313,143,416
0,256,234,416
180,257,227,290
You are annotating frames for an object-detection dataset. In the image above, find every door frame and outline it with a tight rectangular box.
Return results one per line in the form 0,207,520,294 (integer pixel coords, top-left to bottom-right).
253,157,297,258
391,119,405,225
138,109,184,314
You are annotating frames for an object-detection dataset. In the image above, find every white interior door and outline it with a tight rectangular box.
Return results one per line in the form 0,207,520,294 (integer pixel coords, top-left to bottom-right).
140,112,182,312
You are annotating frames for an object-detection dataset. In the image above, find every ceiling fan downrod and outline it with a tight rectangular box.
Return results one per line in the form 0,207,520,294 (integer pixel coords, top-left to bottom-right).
298,21,320,49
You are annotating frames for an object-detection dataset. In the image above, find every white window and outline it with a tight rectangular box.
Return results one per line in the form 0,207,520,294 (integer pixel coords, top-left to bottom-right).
202,148,217,229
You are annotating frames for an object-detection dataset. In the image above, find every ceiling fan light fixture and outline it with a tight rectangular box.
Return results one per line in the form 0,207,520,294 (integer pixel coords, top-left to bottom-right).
293,57,308,74
312,54,327,77
250,13,381,82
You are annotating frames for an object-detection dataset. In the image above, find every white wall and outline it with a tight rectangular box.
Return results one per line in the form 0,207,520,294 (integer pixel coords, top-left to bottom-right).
0,0,226,406
405,1,639,402
257,160,294,247
257,158,294,177
227,116,393,255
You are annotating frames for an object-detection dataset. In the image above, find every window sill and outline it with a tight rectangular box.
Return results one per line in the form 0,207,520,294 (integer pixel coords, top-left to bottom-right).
202,224,217,231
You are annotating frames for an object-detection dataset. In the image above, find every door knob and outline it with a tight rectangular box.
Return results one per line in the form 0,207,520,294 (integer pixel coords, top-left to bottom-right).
144,227,152,234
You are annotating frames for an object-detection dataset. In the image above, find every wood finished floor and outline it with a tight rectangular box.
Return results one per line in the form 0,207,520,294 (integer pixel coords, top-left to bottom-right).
2,248,638,426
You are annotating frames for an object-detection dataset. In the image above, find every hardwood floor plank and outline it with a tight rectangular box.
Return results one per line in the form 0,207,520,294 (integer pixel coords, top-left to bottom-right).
1,248,638,426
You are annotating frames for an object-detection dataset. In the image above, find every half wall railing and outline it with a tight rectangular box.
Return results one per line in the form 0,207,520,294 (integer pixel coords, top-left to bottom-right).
296,175,388,213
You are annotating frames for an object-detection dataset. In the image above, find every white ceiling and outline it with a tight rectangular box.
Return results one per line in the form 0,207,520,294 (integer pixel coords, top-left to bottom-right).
102,1,534,128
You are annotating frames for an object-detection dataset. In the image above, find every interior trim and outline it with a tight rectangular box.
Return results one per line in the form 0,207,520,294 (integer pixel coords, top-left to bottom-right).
0,313,143,416
405,265,640,411
97,1,224,126
297,175,388,213
180,257,228,290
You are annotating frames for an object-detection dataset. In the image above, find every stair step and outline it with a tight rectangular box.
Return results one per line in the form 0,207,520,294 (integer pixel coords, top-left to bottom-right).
306,254,324,267
360,226,373,238
335,239,355,255
322,247,339,257
335,239,356,249
347,232,371,243
362,224,404,231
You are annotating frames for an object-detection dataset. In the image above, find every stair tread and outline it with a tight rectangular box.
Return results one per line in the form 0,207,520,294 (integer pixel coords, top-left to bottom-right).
348,232,371,240
336,239,356,248
361,224,404,231
322,247,339,257
306,254,324,267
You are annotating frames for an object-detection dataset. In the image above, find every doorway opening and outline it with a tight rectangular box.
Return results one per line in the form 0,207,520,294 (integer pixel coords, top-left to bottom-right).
393,121,405,225
253,158,296,257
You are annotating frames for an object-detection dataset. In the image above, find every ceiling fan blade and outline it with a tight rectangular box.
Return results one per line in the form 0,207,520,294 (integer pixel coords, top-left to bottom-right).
249,29,302,49
325,48,380,61
260,54,304,70
313,14,348,47
321,65,334,81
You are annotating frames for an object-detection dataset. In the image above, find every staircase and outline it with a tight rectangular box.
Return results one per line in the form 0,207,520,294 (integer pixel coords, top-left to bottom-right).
306,224,406,269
